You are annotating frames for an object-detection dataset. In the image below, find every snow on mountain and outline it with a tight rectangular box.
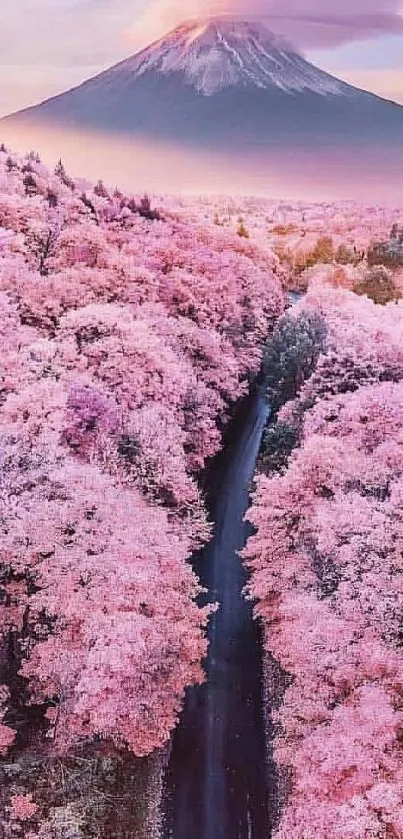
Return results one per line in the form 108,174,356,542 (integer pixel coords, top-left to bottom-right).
105,17,351,98
3,14,403,155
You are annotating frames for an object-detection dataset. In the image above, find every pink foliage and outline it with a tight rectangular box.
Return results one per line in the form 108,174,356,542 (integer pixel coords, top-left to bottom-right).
9,460,210,755
0,144,283,777
62,384,120,456
245,288,403,838
0,723,16,756
9,794,38,821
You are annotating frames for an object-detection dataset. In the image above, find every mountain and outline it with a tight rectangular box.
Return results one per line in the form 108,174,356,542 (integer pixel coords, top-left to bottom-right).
3,17,403,149
110,18,350,98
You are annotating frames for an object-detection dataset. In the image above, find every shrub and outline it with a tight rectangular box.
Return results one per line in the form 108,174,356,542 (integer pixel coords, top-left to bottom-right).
94,179,109,198
237,220,249,238
23,173,38,197
367,232,403,269
355,266,401,305
263,310,327,410
335,243,363,266
138,195,160,221
260,420,300,474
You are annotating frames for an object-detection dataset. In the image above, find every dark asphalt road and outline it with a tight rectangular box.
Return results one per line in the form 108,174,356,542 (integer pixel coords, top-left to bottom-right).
163,388,272,839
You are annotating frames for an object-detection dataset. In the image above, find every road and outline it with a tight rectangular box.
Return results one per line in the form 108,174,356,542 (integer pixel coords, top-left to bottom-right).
163,387,272,839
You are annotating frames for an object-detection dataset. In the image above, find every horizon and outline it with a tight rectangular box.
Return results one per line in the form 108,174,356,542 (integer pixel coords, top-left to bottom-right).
1,3,403,204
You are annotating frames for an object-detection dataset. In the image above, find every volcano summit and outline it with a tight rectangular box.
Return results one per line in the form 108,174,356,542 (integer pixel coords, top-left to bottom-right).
115,18,350,98
4,16,403,149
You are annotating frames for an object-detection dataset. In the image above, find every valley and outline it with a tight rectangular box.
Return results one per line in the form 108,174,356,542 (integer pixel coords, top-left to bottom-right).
0,139,403,837
1,10,403,835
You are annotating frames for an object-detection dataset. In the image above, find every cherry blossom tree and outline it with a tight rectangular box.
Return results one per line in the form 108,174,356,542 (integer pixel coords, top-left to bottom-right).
245,288,403,839
0,142,283,835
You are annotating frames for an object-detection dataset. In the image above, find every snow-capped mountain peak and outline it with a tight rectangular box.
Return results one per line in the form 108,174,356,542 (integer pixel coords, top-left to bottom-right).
5,11,403,155
112,16,350,97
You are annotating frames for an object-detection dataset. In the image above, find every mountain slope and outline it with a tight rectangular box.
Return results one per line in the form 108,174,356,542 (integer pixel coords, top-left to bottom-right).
107,18,351,98
3,17,403,149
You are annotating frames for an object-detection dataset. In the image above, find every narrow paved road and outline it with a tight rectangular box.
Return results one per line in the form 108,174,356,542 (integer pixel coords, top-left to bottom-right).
163,387,272,839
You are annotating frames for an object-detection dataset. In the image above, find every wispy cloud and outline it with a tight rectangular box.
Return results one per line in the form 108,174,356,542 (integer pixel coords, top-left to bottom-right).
137,0,403,48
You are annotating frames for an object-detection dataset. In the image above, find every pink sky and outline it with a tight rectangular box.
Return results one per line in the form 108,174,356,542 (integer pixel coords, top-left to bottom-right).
140,0,403,47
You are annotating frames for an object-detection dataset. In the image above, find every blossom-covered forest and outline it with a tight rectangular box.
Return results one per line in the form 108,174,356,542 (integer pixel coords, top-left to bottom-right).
1,141,403,838
0,144,284,836
246,286,403,836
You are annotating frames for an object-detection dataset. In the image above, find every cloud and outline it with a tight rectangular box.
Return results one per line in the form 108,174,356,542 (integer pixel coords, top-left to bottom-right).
136,0,403,49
